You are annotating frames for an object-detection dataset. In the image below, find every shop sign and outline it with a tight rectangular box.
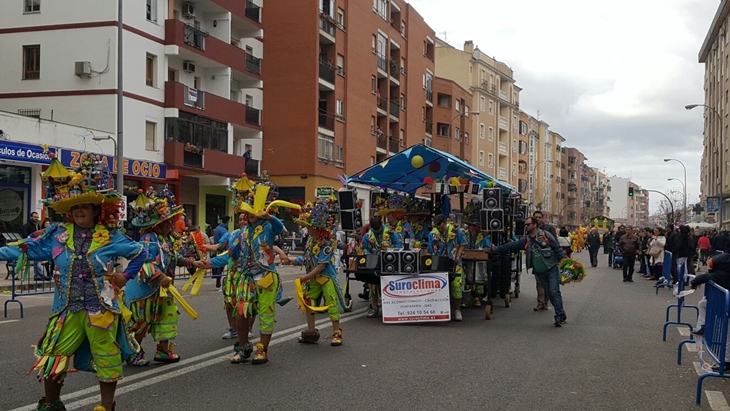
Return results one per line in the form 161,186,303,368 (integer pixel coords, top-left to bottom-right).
380,273,451,323
315,186,333,199
0,141,56,165
706,197,720,214
60,151,167,180
0,189,23,222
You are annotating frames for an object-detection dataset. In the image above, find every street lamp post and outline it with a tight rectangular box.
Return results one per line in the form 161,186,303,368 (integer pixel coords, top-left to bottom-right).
664,158,687,224
667,177,686,222
686,104,723,228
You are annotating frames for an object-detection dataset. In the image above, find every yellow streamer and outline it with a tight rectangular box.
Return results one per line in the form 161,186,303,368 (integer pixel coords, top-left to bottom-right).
168,284,199,320
294,278,332,314
182,269,206,296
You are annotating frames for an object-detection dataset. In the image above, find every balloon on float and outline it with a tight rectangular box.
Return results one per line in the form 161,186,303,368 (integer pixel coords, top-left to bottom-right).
411,155,424,169
429,162,441,173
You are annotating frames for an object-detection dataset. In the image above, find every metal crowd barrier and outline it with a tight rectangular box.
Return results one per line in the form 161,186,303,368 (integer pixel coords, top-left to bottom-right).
677,281,730,405
662,262,699,341
3,261,56,319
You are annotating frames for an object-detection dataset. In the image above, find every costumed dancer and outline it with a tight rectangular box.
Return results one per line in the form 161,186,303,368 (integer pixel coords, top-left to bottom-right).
462,200,491,308
198,175,300,364
293,200,346,346
358,214,402,318
124,186,191,366
0,153,147,411
404,197,431,251
428,214,467,321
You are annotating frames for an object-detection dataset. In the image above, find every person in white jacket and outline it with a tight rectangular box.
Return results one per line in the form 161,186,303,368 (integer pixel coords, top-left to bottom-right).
647,227,666,281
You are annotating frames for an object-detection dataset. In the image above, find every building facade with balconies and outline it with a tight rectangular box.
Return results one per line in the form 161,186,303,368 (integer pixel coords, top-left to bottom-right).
434,39,522,189
262,0,435,203
0,0,264,227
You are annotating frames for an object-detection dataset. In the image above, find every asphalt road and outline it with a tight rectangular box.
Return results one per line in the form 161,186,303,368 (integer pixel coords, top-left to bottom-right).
0,253,727,411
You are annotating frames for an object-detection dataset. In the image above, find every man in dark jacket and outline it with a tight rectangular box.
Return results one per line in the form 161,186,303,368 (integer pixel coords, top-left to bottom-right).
712,231,728,254
586,228,601,267
532,211,557,311
618,226,641,282
690,253,730,338
21,212,48,281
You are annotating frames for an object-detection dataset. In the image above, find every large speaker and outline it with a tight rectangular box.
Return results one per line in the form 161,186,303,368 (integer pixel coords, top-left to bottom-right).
381,250,400,274
515,205,528,221
470,183,481,195
399,250,420,274
356,254,380,271
480,209,504,231
482,188,502,209
503,198,516,216
421,255,455,272
337,188,357,210
340,209,362,231
370,191,386,209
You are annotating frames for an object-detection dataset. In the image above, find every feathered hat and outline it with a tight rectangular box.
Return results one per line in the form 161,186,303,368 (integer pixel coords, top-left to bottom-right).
404,197,431,216
463,200,482,226
231,174,300,216
375,192,406,216
130,185,184,228
294,200,334,230
41,152,122,214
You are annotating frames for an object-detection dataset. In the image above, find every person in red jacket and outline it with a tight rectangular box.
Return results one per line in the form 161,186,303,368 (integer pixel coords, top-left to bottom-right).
698,233,711,266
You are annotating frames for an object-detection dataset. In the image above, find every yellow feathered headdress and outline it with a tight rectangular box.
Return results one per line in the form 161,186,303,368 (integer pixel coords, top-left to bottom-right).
234,174,301,216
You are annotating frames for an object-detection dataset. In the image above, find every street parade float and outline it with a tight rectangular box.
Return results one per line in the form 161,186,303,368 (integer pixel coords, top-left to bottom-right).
334,144,528,323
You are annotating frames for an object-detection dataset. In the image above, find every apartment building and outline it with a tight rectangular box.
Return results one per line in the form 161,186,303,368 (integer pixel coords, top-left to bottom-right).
517,111,529,194
608,177,648,226
434,39,521,188
594,169,611,216
0,0,264,227
698,1,730,228
431,77,474,164
262,0,435,202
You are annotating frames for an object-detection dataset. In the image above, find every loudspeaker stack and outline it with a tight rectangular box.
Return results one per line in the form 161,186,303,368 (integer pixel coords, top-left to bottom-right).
338,188,363,231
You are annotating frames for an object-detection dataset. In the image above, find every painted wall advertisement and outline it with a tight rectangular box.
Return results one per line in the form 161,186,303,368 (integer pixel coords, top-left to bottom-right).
60,150,167,180
380,273,451,323
706,196,720,214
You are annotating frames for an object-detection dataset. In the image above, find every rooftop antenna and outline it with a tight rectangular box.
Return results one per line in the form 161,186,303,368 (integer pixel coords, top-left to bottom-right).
439,31,447,42
536,110,541,120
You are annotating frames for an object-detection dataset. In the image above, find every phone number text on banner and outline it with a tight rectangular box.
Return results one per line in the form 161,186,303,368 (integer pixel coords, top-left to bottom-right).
380,272,451,323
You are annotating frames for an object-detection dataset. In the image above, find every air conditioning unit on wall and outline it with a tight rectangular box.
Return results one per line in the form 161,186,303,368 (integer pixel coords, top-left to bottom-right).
74,61,92,78
183,2,196,18
183,61,196,73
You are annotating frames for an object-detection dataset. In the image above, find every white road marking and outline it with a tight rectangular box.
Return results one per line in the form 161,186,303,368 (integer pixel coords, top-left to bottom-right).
706,391,730,411
9,307,368,411
0,319,19,324
678,327,690,337
693,362,705,376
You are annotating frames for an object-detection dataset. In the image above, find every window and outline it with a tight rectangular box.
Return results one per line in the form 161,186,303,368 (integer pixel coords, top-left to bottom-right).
371,116,376,134
336,54,344,75
479,151,485,166
318,135,334,160
336,145,344,162
465,106,470,116
519,121,527,135
372,35,376,52
489,100,494,114
400,57,406,73
436,123,450,136
513,139,517,152
437,93,451,107
376,0,387,18
145,121,157,151
146,0,157,22
168,68,178,82
455,100,460,112
371,75,376,93
512,162,517,176
24,0,40,13
513,115,517,130
488,153,493,168
488,126,494,141
399,129,404,146
145,53,156,87
480,96,486,111
455,128,460,140
22,45,40,80
479,123,485,139
336,99,344,120
401,22,406,37
464,132,469,145
519,140,527,154
400,93,405,108
337,8,345,28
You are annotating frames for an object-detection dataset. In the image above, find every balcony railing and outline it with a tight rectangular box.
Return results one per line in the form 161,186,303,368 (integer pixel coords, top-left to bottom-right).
245,54,262,75
479,80,496,94
377,97,387,111
498,167,508,179
376,53,387,71
183,85,205,109
245,0,261,22
319,59,335,84
425,122,433,135
389,138,399,153
389,100,400,118
499,116,508,130
318,109,334,130
245,158,259,176
184,151,203,168
389,60,400,79
377,136,387,150
245,107,260,126
426,89,433,102
319,14,336,37
499,90,508,100
498,142,508,154
184,24,207,51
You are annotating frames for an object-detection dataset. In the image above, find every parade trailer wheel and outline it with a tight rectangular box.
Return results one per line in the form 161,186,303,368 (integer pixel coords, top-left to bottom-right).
504,293,511,308
484,304,493,320
514,285,520,298
344,297,353,312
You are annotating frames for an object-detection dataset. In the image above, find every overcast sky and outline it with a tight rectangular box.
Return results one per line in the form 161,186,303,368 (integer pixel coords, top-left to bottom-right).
410,0,717,213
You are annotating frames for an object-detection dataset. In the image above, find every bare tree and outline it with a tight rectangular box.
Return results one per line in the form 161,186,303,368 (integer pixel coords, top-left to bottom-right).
655,189,683,224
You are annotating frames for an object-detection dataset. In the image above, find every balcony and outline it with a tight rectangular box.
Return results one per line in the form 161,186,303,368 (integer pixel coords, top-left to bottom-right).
377,136,387,151
319,59,336,84
426,89,433,104
376,53,387,73
245,158,259,177
318,109,335,131
319,14,336,42
498,167,508,180
499,90,508,101
164,141,246,178
165,81,261,129
479,80,496,95
425,122,433,135
210,0,262,26
245,1,261,22
389,100,400,118
377,97,387,113
165,19,262,83
389,60,400,80
498,116,508,130
389,138,399,153
245,107,261,126
498,142,508,155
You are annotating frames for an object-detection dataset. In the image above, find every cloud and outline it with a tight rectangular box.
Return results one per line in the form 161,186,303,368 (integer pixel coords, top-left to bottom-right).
410,0,718,212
